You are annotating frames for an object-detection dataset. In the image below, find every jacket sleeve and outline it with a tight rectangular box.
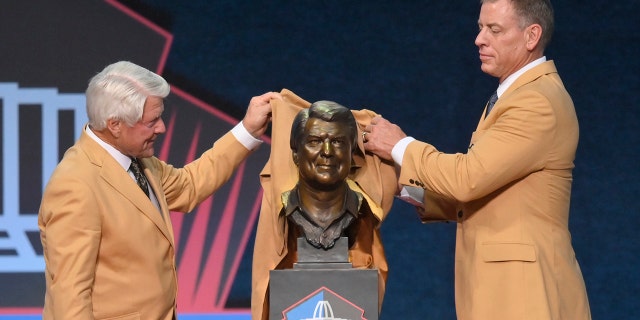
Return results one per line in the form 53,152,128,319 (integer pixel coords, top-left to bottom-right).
399,88,556,203
39,174,101,319
147,131,253,213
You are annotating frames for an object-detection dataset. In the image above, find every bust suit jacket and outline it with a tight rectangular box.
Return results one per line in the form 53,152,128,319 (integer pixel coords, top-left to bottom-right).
251,89,398,320
38,128,252,320
401,61,591,319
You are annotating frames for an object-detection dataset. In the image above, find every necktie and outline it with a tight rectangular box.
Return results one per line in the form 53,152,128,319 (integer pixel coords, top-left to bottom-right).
129,158,150,197
485,91,498,117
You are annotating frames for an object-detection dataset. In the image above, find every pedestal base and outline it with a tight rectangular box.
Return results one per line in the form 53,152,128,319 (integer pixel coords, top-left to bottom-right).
269,268,379,320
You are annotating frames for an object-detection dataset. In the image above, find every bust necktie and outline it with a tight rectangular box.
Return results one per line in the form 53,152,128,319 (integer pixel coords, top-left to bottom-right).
485,91,498,117
129,158,150,198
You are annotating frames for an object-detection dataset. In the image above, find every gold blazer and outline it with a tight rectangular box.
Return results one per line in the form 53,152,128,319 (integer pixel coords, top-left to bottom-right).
39,128,252,320
402,61,591,319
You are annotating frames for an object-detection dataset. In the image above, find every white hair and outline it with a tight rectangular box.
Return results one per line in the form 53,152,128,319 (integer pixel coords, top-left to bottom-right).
85,61,170,129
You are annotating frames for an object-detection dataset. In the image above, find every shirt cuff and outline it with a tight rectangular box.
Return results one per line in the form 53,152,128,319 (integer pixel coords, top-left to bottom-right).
397,186,425,206
391,136,415,166
231,121,262,150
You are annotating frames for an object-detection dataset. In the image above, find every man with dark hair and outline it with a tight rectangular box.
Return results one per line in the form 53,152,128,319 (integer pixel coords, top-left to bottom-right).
363,0,591,319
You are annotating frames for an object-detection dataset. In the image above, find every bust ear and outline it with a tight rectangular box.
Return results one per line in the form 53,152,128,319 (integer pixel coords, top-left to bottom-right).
525,24,542,50
292,151,299,166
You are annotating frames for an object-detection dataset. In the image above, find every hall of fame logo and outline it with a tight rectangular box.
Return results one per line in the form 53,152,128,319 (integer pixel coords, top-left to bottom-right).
281,287,366,320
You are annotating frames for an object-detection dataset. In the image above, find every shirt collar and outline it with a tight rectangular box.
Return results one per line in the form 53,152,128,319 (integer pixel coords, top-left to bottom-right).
282,184,363,219
496,56,547,97
85,125,132,171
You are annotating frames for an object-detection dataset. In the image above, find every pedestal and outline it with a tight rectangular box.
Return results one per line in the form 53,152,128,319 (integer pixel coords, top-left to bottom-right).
269,237,379,320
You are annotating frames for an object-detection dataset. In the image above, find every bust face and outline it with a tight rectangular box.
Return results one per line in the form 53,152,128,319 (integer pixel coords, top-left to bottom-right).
293,117,353,191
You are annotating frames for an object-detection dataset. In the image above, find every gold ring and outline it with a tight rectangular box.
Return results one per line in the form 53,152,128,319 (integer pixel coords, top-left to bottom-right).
362,131,368,141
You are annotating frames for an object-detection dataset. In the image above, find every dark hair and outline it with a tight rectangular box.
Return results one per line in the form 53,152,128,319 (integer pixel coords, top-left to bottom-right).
481,0,555,49
290,101,358,152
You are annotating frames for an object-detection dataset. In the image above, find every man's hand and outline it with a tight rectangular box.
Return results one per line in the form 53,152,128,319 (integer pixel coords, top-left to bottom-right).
362,115,407,161
242,91,282,138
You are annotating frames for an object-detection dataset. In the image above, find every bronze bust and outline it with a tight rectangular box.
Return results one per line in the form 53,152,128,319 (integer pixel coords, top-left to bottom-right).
283,100,363,250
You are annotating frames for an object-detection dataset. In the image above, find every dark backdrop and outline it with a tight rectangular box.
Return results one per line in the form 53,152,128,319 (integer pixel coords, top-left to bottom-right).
119,1,640,318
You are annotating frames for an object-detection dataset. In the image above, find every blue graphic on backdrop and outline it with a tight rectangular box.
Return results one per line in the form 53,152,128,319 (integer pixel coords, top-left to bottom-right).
0,82,86,272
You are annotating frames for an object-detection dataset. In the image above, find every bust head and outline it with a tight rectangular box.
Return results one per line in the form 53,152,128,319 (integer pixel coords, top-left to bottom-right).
286,101,361,249
290,101,358,191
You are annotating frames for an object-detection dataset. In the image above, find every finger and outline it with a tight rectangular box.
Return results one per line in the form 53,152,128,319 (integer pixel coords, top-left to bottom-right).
262,91,282,101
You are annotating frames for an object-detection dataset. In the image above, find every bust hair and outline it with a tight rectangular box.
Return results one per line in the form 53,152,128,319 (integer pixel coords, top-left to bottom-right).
290,101,358,152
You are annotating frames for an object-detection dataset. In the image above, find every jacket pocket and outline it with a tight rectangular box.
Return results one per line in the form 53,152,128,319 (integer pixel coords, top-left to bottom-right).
480,242,537,262
99,312,140,320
